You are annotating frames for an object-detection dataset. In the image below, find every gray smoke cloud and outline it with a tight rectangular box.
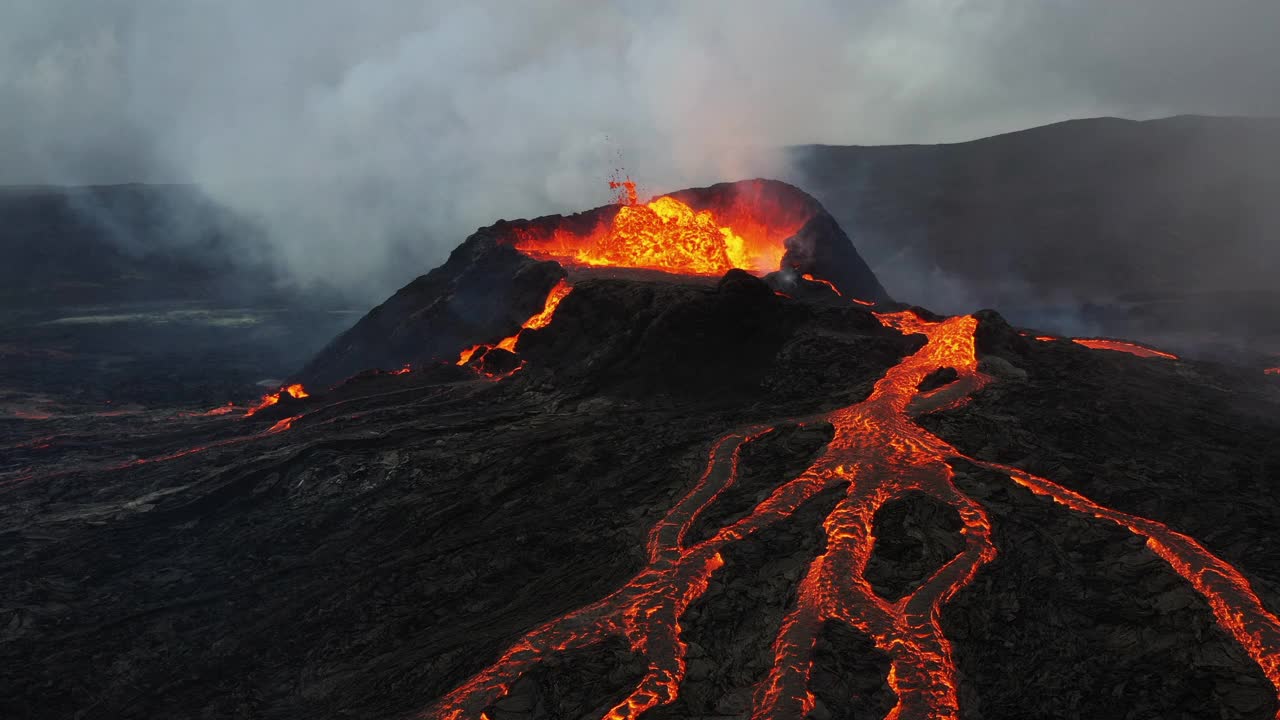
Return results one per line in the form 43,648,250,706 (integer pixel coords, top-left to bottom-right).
3,0,1280,301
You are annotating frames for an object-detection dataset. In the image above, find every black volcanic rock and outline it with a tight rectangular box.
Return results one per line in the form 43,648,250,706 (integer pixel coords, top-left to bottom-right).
917,366,959,392
295,231,565,387
0,275,922,720
5,222,1280,719
516,275,908,404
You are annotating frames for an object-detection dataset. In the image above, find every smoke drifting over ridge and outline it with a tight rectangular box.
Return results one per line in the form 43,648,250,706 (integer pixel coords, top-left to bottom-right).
4,1,1280,301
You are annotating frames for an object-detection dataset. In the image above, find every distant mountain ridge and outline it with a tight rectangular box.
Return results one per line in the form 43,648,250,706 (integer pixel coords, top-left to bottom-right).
790,115,1280,355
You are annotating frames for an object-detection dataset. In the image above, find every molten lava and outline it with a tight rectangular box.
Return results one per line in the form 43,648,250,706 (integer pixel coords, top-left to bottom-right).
244,383,309,417
513,193,805,277
1072,338,1179,360
609,178,639,206
801,273,841,296
427,308,1280,720
249,383,309,413
457,279,573,378
268,415,301,434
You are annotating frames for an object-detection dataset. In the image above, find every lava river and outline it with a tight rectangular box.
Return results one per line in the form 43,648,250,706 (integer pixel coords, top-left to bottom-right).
426,310,1280,720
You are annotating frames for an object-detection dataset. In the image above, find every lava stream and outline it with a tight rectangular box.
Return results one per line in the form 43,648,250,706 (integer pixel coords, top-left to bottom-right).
457,279,572,377
513,196,802,276
426,310,1280,720
1071,338,1179,360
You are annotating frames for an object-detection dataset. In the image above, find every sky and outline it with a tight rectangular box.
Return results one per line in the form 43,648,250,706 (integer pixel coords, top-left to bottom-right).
3,0,1279,297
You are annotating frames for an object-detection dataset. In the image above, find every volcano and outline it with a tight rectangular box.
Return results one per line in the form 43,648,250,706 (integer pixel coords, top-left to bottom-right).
4,178,1280,720
295,179,889,388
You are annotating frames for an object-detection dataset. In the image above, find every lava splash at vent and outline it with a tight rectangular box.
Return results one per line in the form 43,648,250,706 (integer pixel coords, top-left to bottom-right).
512,193,807,277
425,307,1280,719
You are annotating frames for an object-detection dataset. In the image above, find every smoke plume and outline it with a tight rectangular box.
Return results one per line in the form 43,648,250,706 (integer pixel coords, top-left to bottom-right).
3,1,1280,302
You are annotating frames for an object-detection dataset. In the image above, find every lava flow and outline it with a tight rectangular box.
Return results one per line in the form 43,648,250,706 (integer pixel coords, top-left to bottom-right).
1072,338,1179,360
244,383,309,416
802,273,842,296
426,309,1280,719
457,279,573,376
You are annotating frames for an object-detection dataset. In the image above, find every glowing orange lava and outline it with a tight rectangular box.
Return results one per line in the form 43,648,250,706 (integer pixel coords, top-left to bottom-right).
513,191,804,277
268,415,301,434
244,383,309,417
1072,338,1179,360
609,178,639,206
457,280,573,379
426,310,1280,720
801,273,841,296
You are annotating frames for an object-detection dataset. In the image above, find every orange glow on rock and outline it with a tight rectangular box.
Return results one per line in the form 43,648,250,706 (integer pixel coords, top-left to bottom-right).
426,310,1280,720
1073,338,1179,360
267,415,300,434
244,383,309,417
801,273,841,296
457,280,573,379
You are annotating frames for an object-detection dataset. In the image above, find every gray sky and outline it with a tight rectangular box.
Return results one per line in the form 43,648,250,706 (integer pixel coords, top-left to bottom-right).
4,0,1279,295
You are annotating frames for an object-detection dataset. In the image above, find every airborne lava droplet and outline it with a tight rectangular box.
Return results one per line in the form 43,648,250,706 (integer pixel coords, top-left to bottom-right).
426,311,1280,720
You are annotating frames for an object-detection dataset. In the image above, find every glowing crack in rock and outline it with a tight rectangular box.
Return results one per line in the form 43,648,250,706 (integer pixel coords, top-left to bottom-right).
1071,338,1179,360
512,193,807,277
426,309,1280,720
457,279,573,380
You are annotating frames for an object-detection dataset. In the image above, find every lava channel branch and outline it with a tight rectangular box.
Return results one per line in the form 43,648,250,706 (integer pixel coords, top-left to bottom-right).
425,310,1280,720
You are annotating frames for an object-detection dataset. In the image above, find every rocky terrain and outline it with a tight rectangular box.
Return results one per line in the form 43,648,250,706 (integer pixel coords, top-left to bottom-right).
4,177,1280,719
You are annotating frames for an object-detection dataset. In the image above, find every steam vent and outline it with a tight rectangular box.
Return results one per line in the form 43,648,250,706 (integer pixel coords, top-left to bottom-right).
296,179,888,387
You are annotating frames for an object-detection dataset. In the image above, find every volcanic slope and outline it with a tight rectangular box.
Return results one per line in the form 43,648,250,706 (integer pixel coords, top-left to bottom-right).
3,267,1280,719
295,178,888,388
5,176,1280,719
